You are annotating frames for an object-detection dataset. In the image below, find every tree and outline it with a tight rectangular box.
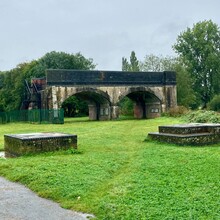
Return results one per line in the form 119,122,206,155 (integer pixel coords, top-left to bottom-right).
140,54,176,71
173,20,220,108
121,52,197,109
61,96,88,117
0,51,96,112
173,61,197,108
0,72,4,91
140,54,196,108
208,94,220,111
122,51,140,71
121,51,140,115
122,57,130,71
25,51,95,80
0,67,25,111
129,51,140,71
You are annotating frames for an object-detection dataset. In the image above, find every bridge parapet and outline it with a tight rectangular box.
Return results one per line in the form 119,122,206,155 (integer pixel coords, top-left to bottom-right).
46,69,176,86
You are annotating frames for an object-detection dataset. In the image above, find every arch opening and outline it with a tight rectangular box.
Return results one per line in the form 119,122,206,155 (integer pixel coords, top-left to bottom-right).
61,96,88,118
62,90,111,121
119,90,161,119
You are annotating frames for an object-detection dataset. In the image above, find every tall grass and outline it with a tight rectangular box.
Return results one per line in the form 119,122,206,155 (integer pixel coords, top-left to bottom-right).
0,117,219,219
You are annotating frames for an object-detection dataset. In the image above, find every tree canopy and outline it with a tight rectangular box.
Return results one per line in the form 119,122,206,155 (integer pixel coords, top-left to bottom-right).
173,20,220,107
2,20,220,113
139,54,196,108
0,51,95,112
121,51,196,108
122,51,140,71
139,54,176,72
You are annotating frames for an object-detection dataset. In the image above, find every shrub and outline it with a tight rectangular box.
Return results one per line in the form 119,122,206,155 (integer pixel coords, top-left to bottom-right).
119,97,133,116
208,95,220,111
184,110,220,123
163,106,188,117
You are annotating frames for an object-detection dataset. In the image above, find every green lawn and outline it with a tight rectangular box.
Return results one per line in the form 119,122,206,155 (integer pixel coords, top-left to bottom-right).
0,117,220,219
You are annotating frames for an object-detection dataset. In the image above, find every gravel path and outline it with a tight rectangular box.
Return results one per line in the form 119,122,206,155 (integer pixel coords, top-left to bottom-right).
0,177,94,220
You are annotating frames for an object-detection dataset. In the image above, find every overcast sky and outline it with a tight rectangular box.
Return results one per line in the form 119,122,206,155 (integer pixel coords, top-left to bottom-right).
1,0,220,71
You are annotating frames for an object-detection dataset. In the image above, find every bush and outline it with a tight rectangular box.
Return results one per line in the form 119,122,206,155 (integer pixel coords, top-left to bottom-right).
163,106,188,117
184,110,220,123
119,97,133,116
208,95,220,111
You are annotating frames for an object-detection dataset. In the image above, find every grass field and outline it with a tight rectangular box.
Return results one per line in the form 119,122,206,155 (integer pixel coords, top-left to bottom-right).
0,117,220,219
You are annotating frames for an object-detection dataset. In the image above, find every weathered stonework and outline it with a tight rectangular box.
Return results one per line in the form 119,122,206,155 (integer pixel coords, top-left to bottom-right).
4,133,77,157
148,123,220,145
40,70,177,120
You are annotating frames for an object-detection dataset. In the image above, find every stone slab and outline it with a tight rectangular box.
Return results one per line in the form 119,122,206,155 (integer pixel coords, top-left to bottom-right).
159,123,220,134
148,131,220,145
148,123,220,145
4,132,77,157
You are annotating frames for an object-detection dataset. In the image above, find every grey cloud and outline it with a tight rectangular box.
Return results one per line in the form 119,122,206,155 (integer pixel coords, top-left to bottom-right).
0,0,220,71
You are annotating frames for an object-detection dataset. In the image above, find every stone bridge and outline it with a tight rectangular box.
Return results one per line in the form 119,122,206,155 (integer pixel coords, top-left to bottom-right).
40,70,177,120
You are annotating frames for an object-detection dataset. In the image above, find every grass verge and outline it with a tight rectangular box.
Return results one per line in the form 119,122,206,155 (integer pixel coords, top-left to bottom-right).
0,117,220,219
